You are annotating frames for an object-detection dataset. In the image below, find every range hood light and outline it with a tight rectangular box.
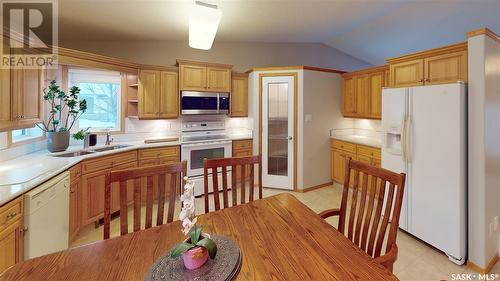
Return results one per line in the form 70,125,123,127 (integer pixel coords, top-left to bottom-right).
189,1,222,50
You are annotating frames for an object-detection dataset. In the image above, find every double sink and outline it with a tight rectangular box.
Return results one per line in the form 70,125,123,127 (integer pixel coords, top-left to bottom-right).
52,144,132,157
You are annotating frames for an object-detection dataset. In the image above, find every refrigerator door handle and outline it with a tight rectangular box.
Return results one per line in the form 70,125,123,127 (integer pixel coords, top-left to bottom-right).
405,115,413,162
401,116,407,161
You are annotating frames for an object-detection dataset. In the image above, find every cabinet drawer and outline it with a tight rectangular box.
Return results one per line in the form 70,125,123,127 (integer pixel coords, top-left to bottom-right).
232,139,252,151
357,145,381,159
0,197,22,230
82,151,137,174
69,164,82,180
331,139,356,154
138,146,179,160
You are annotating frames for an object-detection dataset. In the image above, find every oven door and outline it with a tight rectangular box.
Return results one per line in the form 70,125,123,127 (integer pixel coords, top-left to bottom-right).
181,92,219,115
181,140,232,177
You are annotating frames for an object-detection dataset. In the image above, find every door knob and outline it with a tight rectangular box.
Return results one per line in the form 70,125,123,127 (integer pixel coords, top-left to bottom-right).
287,136,293,141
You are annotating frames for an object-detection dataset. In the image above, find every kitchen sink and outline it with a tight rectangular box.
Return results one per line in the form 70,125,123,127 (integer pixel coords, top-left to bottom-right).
92,144,132,152
51,144,132,157
52,151,96,157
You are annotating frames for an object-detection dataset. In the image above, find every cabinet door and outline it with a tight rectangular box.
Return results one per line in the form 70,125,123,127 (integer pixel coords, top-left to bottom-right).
230,76,248,117
332,149,346,183
232,149,252,182
11,68,42,125
138,70,159,119
424,50,467,85
355,75,370,117
0,40,11,131
81,170,107,225
0,220,23,273
69,180,80,242
370,72,383,119
110,161,137,212
179,65,206,91
342,78,356,117
390,59,424,88
384,69,390,87
158,71,178,119
206,67,231,92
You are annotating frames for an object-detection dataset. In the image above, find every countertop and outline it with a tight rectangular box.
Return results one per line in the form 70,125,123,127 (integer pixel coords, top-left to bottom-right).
0,134,252,206
330,134,382,148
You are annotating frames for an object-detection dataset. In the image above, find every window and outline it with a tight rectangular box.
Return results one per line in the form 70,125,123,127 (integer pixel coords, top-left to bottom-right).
12,127,43,143
69,68,122,131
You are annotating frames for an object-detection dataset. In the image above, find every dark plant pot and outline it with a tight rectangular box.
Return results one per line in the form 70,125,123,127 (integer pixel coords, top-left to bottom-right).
47,131,70,152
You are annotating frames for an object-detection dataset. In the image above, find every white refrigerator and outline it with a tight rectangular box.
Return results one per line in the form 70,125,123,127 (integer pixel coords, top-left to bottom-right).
381,82,467,265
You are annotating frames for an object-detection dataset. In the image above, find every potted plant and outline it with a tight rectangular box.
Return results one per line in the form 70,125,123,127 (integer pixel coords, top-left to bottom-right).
170,179,217,270
37,80,87,152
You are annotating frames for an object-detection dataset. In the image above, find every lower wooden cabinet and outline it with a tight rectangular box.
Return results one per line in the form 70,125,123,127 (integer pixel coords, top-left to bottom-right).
330,139,381,193
0,197,24,273
232,139,253,181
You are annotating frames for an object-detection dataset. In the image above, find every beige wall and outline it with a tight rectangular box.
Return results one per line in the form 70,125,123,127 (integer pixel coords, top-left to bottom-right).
60,40,372,73
468,33,500,269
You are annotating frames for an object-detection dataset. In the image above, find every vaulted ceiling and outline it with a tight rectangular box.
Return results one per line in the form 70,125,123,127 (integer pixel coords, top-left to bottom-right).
59,0,500,65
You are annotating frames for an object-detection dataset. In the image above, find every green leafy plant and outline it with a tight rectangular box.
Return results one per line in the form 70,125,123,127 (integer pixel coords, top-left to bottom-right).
170,225,217,259
37,80,87,139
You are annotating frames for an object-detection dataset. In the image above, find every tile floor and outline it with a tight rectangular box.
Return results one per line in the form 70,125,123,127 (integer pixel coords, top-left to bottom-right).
71,184,499,280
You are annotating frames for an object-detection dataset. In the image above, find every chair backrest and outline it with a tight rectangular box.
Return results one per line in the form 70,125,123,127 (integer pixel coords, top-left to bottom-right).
103,161,187,239
338,158,406,259
203,155,262,213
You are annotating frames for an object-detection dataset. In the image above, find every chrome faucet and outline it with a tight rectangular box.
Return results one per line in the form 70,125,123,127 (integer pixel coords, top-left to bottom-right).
105,130,113,145
83,132,91,149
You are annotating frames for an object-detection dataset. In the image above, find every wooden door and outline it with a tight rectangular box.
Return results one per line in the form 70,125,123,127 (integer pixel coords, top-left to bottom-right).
11,68,42,124
206,67,231,92
179,65,206,91
342,77,356,117
355,75,370,117
370,72,383,119
390,59,424,88
158,71,178,119
424,50,467,85
69,180,80,242
230,76,248,117
0,220,23,273
138,70,159,119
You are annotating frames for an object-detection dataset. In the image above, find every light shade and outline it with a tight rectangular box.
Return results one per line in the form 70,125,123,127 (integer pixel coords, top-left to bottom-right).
189,1,222,50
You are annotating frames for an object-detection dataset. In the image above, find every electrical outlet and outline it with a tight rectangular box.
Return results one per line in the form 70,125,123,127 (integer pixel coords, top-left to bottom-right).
489,223,494,237
494,216,499,231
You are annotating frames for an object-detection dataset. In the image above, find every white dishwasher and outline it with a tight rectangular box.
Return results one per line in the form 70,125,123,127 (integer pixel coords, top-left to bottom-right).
24,171,70,259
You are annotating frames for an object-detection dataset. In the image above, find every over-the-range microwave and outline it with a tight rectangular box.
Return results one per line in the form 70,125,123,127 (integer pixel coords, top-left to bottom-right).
181,91,229,115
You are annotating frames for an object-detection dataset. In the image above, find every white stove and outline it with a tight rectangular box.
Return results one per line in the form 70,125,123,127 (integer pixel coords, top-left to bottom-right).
181,121,232,196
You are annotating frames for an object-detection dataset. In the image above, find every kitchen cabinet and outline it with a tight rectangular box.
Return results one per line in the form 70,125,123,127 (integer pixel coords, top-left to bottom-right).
230,73,248,117
387,42,467,88
0,59,43,132
137,146,180,198
177,60,233,93
342,65,387,120
0,197,23,273
232,139,253,181
138,68,178,119
330,139,381,194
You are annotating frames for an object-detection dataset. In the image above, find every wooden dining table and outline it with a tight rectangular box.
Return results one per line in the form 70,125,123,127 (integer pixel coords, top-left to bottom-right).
0,193,397,281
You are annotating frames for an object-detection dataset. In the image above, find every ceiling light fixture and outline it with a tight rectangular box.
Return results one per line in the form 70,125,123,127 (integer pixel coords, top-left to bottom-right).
189,1,222,50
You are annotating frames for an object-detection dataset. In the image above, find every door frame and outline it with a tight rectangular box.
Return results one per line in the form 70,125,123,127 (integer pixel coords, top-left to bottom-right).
258,72,298,191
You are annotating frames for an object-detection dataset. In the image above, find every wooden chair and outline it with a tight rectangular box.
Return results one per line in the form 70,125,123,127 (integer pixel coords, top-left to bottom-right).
203,155,262,213
103,161,187,239
320,158,406,272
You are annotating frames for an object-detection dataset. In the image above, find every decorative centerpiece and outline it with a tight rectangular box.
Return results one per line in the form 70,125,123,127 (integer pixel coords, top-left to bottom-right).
37,80,87,152
170,179,217,270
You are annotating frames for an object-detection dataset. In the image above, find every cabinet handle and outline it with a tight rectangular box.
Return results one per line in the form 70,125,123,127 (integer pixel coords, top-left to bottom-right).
6,212,17,220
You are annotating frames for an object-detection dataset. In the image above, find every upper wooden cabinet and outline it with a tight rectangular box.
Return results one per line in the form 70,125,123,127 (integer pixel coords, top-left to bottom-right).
230,73,248,117
342,65,388,120
177,60,232,93
387,42,467,88
138,68,178,119
0,65,43,132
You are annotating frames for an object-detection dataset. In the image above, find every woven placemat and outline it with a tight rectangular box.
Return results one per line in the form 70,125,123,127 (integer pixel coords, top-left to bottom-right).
145,235,242,281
